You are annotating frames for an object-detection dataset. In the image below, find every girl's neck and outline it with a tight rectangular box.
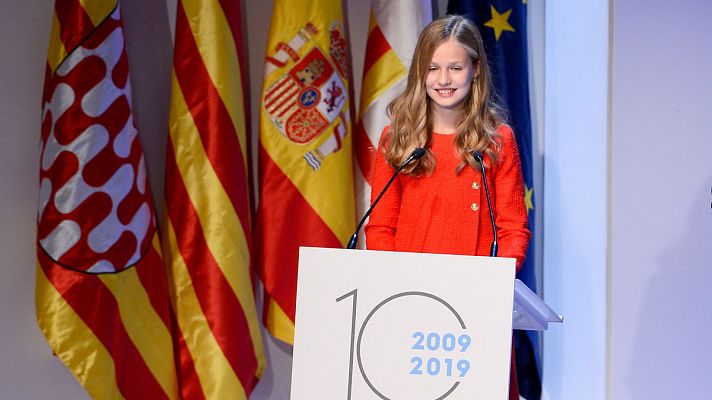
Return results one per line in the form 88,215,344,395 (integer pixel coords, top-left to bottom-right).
431,106,463,134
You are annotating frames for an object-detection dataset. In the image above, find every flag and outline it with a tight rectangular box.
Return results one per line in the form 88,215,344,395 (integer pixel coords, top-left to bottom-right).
354,0,432,243
447,1,540,398
37,1,178,398
163,0,265,398
257,0,356,344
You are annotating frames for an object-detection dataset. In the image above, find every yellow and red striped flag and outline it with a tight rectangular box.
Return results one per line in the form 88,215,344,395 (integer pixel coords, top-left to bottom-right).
354,0,432,229
257,0,356,344
163,0,265,398
36,1,178,398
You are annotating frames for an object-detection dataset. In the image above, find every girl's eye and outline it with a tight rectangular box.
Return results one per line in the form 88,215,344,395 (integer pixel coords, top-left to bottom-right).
451,66,462,71
428,66,438,72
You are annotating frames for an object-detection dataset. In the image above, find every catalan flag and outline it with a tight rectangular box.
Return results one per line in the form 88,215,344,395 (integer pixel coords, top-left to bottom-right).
37,1,178,398
355,0,432,242
447,1,540,398
257,0,356,344
163,0,265,398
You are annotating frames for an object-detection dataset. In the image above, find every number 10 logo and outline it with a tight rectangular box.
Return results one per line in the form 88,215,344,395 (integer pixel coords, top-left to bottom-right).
336,290,473,400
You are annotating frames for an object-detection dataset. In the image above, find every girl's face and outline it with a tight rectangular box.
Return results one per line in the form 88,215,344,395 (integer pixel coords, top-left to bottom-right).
425,39,476,114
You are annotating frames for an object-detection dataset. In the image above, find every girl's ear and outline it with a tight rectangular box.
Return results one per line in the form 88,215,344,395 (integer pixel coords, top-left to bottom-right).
471,68,479,88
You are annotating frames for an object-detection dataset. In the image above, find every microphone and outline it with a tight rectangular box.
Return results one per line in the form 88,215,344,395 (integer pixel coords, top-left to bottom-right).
473,151,498,257
347,147,426,249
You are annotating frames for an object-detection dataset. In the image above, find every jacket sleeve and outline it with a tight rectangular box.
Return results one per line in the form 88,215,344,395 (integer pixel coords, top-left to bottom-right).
492,125,531,271
364,128,401,251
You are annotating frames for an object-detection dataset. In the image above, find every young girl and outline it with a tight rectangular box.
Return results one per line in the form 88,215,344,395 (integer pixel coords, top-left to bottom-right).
365,15,530,400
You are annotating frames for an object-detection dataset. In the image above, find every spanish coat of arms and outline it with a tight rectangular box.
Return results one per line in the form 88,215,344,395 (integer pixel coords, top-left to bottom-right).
263,21,350,171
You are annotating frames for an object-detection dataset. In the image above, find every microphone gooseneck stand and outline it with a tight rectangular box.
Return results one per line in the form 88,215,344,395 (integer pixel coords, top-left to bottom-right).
347,147,426,249
473,151,498,257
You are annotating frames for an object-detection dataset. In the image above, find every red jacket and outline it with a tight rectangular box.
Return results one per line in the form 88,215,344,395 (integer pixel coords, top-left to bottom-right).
365,124,530,270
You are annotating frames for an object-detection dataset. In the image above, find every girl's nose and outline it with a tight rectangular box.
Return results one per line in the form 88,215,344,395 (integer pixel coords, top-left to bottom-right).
438,70,451,85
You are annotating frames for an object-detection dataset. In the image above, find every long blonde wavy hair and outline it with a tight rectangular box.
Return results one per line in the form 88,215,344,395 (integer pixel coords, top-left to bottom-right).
384,15,505,175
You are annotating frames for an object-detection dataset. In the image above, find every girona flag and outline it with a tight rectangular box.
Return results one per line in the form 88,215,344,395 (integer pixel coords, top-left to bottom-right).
354,0,432,243
36,1,178,398
257,0,356,344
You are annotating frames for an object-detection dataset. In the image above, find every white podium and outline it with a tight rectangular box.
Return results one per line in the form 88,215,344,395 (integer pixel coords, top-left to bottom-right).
290,247,560,399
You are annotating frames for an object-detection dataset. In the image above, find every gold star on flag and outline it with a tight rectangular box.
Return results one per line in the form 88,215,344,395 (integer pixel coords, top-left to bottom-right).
524,183,534,213
484,5,515,40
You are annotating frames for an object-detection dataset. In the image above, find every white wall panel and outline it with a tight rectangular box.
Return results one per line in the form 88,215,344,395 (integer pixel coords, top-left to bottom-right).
542,1,609,399
610,1,712,399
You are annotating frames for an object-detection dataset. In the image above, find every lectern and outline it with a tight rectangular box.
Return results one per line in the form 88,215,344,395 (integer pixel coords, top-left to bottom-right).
290,247,561,400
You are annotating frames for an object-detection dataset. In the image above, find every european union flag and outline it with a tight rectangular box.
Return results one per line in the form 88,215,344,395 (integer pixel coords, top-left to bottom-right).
447,1,540,398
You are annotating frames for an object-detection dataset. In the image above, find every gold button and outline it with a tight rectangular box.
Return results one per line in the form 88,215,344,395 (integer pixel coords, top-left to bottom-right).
471,203,479,211
472,181,480,189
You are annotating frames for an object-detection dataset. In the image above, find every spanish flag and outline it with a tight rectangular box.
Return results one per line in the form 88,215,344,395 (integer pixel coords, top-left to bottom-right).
257,0,356,344
37,1,178,398
163,0,265,398
354,0,432,241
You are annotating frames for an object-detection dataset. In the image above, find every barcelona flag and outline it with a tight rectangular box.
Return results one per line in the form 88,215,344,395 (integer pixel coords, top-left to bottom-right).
447,1,540,398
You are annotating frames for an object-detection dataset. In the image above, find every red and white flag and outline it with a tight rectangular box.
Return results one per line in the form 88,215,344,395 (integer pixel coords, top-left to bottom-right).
37,1,178,398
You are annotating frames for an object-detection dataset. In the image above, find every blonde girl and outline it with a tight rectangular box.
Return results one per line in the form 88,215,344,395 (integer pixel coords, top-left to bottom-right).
365,15,530,399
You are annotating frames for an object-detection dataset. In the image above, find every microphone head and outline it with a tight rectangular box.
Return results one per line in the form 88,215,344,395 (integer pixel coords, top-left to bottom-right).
412,147,426,160
472,151,484,162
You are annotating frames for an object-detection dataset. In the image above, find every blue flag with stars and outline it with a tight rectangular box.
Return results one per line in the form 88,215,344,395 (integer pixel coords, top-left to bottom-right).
447,1,540,398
